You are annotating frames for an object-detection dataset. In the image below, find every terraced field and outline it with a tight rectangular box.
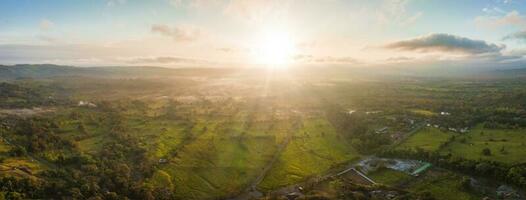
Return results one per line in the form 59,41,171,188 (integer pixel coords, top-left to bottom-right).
258,118,360,191
152,115,296,199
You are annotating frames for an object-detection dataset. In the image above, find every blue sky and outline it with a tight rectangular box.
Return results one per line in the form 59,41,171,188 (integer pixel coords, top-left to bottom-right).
1,0,526,69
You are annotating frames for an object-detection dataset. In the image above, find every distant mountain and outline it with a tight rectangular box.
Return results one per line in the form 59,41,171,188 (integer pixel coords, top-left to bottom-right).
493,67,526,75
2,64,526,80
0,64,87,79
0,64,233,79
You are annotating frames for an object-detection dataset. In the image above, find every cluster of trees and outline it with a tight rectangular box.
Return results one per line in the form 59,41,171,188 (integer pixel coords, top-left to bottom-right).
12,119,75,153
483,110,526,129
325,105,391,154
0,82,66,108
381,148,526,189
292,177,442,200
0,103,176,199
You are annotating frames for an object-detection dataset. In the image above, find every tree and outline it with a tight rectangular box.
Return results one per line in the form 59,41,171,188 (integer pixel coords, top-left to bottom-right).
9,146,27,157
500,146,508,154
77,122,87,135
164,100,179,120
482,148,491,156
460,176,471,191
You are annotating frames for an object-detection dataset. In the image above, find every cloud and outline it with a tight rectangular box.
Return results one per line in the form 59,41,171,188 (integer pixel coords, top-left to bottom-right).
385,33,505,54
482,7,506,15
376,0,422,26
475,10,526,28
223,0,292,23
503,30,526,41
169,0,220,9
127,56,209,64
36,35,58,43
385,56,414,63
107,0,126,7
216,47,249,54
39,19,54,31
0,43,218,66
151,24,203,42
294,54,360,64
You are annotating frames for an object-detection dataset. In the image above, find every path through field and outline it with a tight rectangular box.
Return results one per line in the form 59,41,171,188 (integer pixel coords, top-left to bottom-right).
230,120,299,200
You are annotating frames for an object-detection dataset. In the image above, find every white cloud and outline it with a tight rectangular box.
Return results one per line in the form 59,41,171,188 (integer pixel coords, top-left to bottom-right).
168,0,220,9
223,0,293,23
151,24,204,42
376,0,422,26
107,0,126,7
293,54,361,65
127,56,212,65
475,10,526,28
482,6,506,15
39,19,54,31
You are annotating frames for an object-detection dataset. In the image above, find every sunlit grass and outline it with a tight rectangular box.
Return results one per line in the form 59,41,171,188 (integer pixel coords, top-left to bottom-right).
441,124,526,164
397,127,452,151
258,118,359,190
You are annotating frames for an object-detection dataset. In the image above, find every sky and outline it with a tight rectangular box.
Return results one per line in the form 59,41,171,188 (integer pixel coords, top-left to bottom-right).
1,0,526,70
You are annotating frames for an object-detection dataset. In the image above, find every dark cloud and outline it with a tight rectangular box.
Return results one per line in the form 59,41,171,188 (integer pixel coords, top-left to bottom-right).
503,30,526,41
151,24,202,42
385,33,504,54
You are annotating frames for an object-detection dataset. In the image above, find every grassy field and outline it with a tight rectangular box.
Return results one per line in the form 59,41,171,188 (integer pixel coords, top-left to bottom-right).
397,127,452,151
441,125,526,164
410,109,437,117
258,118,360,191
367,167,412,186
0,139,45,178
0,140,10,153
406,170,480,200
153,115,289,199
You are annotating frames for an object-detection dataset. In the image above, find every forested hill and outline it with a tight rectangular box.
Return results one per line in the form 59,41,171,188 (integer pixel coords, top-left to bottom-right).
492,67,526,77
0,64,235,79
2,64,526,80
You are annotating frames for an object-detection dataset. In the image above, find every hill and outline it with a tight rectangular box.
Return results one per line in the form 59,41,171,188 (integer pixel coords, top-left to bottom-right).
0,64,236,80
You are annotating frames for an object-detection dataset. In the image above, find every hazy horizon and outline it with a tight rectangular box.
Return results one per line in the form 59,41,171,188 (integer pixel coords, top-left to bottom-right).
1,0,526,72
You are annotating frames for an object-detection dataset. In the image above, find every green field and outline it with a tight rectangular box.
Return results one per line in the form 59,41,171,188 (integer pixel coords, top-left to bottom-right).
0,139,45,178
258,118,360,190
406,171,480,200
410,109,437,117
153,115,289,199
2,66,526,199
0,140,10,153
397,127,452,151
368,167,412,186
441,125,526,164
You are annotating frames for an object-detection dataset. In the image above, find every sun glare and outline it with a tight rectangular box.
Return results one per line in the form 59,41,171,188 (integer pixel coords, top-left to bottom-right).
253,30,296,67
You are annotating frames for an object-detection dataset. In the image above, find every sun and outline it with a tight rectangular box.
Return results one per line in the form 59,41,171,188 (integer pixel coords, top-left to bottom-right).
253,29,296,66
